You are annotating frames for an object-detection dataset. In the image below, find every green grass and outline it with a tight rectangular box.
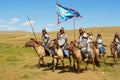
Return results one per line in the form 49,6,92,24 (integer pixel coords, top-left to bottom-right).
0,27,120,80
21,74,31,79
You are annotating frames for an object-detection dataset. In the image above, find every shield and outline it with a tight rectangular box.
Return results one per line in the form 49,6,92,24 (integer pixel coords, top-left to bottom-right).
58,38,65,46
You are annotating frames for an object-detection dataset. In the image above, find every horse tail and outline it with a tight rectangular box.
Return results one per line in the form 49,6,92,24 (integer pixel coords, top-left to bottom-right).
94,52,100,67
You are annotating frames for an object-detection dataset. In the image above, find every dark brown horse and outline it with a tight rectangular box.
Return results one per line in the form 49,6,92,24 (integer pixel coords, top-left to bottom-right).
25,38,50,68
110,42,118,65
65,41,100,73
47,39,71,72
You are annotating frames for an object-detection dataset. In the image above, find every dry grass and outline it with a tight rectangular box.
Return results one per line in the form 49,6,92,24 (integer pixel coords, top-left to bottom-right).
0,26,120,80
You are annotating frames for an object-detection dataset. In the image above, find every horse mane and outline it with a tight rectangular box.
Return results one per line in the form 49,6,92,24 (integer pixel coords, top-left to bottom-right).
31,38,44,46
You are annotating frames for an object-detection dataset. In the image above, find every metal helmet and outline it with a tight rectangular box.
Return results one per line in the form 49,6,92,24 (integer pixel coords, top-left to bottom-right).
60,27,64,31
42,28,47,33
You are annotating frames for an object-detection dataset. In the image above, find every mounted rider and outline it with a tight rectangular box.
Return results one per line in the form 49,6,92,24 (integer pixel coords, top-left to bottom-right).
113,32,120,54
78,28,84,42
96,33,106,54
42,28,54,56
42,28,50,48
57,27,69,57
87,33,93,51
78,29,90,61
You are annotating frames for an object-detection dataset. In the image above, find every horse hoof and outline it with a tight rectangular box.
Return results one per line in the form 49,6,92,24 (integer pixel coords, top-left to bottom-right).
52,68,55,72
52,69,55,72
45,66,48,70
37,66,40,68
63,66,65,69
84,68,88,71
37,65,40,69
77,71,80,74
93,69,95,71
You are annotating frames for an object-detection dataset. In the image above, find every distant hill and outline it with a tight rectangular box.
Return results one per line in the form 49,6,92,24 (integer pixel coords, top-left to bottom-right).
0,26,120,48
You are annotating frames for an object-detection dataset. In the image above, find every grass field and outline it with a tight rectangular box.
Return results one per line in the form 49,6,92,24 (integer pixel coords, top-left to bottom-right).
0,26,120,80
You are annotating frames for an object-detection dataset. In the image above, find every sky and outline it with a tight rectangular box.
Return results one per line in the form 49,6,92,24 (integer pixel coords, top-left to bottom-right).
0,0,120,32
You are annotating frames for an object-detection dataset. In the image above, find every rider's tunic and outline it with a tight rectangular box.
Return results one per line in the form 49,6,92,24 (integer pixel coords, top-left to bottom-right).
79,33,88,54
96,38,106,53
58,33,70,57
42,33,50,48
87,37,92,52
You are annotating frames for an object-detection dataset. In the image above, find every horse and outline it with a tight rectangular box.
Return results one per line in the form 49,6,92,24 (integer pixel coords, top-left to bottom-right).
65,41,100,73
110,42,118,65
47,39,71,72
64,41,82,73
25,38,50,68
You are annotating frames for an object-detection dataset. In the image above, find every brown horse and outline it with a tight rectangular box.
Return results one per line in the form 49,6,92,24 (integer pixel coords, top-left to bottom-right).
110,42,118,65
47,39,71,72
25,38,50,68
65,41,100,73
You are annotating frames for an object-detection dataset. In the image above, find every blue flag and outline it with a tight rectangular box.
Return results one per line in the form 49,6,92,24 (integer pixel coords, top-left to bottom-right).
57,3,82,24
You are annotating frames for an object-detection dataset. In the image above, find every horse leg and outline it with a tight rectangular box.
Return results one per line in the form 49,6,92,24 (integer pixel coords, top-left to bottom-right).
52,58,57,72
99,52,102,58
56,58,59,68
60,58,65,69
103,52,107,64
68,55,71,66
96,49,99,57
73,58,76,68
92,58,96,71
41,57,48,68
85,61,89,71
76,60,80,74
114,51,117,65
37,57,41,68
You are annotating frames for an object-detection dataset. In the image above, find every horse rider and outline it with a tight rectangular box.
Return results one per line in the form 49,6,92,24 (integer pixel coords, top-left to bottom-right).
78,28,84,42
87,33,93,50
96,33,106,54
113,32,120,54
42,28,50,48
57,27,69,57
41,28,54,56
78,30,89,61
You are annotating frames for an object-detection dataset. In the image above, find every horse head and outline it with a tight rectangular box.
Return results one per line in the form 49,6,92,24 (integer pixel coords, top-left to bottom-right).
64,41,74,50
25,40,35,47
73,40,79,47
48,39,56,48
92,41,97,48
88,32,93,39
64,44,72,50
89,41,96,49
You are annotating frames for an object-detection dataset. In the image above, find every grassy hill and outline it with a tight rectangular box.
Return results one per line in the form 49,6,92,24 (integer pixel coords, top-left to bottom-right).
0,27,120,80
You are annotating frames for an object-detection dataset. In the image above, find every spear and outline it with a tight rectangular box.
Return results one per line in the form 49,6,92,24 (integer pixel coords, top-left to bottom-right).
27,16,37,40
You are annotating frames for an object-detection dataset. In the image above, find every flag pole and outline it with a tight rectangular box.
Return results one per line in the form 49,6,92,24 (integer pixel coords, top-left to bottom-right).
56,0,60,31
73,16,76,41
27,16,37,40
